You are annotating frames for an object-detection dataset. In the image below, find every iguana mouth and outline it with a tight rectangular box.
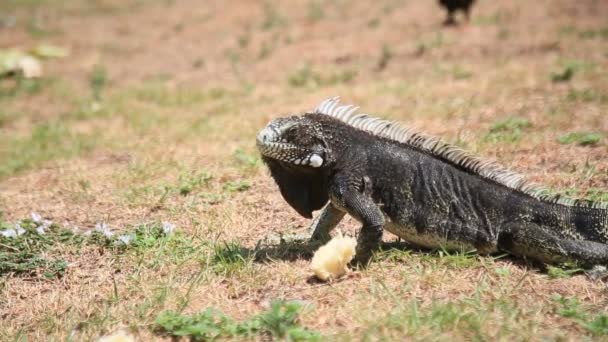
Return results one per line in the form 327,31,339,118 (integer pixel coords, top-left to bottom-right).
256,126,296,157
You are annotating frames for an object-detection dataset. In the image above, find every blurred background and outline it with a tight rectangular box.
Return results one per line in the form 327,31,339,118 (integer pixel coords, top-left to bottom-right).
2,0,606,217
0,1,607,340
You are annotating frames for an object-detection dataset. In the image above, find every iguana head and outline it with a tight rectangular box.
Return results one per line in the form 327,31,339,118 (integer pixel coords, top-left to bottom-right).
256,115,327,168
256,115,329,218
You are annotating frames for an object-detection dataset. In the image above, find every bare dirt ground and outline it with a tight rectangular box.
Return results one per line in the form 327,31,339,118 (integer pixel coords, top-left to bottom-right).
0,0,607,340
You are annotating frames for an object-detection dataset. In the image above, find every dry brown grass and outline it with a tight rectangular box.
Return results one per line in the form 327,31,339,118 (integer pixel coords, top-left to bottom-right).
1,0,607,340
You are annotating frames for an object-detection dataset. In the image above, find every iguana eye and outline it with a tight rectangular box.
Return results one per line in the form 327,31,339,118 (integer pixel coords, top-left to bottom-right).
283,127,299,140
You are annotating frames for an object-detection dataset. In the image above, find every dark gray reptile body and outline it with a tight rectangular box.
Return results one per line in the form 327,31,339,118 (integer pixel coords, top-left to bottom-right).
257,98,608,267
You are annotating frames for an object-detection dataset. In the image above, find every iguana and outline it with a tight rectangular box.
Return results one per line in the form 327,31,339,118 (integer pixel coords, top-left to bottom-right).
256,97,608,268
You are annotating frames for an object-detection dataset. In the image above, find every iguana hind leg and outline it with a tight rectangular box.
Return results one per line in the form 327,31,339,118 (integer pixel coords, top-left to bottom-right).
498,221,608,267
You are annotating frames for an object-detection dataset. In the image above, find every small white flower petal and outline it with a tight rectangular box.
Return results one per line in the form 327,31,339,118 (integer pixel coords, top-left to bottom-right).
115,234,133,246
15,223,26,236
162,221,176,235
31,212,42,223
95,222,114,238
1,229,17,238
36,226,46,235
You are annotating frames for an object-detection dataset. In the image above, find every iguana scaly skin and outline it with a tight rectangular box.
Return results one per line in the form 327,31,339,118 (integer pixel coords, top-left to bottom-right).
256,97,608,267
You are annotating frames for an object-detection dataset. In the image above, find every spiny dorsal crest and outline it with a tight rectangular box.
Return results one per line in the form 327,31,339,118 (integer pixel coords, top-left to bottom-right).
313,96,608,210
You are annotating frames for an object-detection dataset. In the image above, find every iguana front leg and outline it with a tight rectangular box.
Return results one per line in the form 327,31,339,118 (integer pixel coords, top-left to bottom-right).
330,177,385,266
309,203,346,244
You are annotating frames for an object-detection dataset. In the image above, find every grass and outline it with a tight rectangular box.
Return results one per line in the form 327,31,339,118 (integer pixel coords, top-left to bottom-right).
307,0,325,23
155,300,320,341
288,64,358,89
483,117,532,143
553,295,608,336
557,132,603,146
415,32,444,56
260,1,287,30
554,188,608,203
177,171,213,196
0,121,96,178
0,76,49,98
89,64,107,101
566,88,607,103
0,217,181,278
211,241,252,275
578,28,608,40
376,44,393,71
551,66,575,83
357,297,491,340
1,0,607,340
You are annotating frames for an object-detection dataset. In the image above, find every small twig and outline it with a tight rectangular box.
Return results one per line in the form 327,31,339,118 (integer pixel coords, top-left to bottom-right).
0,243,19,252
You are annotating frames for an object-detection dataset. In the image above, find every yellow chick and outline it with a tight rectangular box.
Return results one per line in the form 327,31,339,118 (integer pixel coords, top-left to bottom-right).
97,329,135,342
310,232,357,281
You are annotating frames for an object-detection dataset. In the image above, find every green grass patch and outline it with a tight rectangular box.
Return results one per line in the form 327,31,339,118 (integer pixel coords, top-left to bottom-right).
0,110,19,127
233,148,261,169
415,32,443,56
566,89,607,103
211,241,252,275
578,28,608,40
178,171,213,196
375,247,412,263
450,65,473,80
307,0,325,22
368,18,381,28
260,1,287,30
494,266,511,277
0,122,97,178
553,294,608,336
484,117,531,143
155,300,320,341
0,217,189,278
0,76,50,99
557,132,603,146
583,188,608,202
288,64,357,88
547,263,583,279
0,0,51,10
89,64,107,100
551,66,574,82
116,222,201,268
26,17,63,38
473,12,504,26
222,179,251,193
133,83,228,108
1,217,80,278
551,59,596,83
420,248,481,269
546,187,608,203
376,44,393,71
354,294,520,340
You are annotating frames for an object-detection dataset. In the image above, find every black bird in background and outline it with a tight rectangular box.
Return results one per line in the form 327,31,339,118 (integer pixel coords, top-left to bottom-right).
439,0,476,25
